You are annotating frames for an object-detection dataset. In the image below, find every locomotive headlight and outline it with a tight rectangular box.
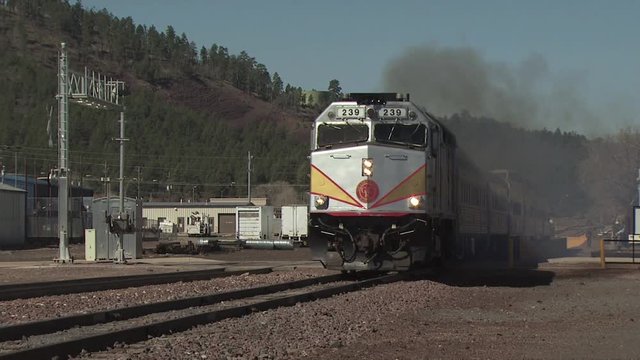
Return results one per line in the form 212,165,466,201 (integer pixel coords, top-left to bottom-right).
314,195,329,209
408,196,425,209
362,158,374,177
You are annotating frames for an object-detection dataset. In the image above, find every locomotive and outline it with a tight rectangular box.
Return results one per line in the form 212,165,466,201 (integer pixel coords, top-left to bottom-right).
308,93,551,271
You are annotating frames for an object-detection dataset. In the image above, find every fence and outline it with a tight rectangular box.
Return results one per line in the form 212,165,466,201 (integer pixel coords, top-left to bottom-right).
26,196,91,241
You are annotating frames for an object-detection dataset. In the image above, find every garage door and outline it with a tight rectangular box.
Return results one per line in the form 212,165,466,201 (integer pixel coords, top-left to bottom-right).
218,213,236,234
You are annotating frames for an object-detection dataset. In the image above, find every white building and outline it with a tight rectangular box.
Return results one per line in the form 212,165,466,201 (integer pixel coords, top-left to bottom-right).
143,198,268,235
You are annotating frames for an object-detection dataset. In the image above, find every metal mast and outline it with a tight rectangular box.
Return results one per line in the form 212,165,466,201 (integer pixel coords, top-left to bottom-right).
247,151,252,204
55,43,71,262
637,169,640,206
54,42,128,264
117,111,127,213
113,110,129,263
635,169,640,236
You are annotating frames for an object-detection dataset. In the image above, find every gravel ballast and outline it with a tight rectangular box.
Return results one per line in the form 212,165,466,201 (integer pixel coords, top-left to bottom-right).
74,268,640,360
0,269,330,325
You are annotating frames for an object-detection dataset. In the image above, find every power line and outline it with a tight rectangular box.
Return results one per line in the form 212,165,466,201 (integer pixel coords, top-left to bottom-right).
0,153,307,176
0,144,305,161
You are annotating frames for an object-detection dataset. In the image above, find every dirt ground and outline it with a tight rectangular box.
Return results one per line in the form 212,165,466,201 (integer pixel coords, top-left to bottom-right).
323,266,640,360
145,239,316,266
0,244,315,284
0,243,313,263
4,245,640,359
68,264,640,360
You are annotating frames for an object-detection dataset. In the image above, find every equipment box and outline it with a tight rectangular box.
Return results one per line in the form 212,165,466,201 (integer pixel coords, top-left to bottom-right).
236,206,278,240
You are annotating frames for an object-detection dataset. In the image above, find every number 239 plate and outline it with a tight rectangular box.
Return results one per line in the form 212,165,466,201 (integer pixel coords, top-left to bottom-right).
335,106,366,119
379,108,407,118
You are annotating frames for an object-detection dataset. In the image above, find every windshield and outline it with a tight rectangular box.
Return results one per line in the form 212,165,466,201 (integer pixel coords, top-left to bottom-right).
374,123,427,147
317,122,369,147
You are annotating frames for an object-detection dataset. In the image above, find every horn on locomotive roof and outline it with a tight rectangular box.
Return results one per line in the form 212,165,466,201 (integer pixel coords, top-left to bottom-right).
343,93,410,105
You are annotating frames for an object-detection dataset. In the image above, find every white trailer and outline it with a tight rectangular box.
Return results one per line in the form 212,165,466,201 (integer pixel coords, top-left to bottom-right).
236,206,279,240
281,205,308,245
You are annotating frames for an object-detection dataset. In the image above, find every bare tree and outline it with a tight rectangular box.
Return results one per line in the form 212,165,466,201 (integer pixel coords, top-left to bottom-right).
253,181,303,208
579,128,640,228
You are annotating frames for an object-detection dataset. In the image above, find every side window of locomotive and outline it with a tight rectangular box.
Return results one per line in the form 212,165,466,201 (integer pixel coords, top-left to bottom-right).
512,202,522,216
492,195,507,212
470,186,480,206
374,123,427,147
317,123,369,147
429,126,440,157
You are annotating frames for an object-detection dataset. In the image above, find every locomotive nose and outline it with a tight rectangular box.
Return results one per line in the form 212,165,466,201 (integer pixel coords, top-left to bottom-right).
311,144,425,211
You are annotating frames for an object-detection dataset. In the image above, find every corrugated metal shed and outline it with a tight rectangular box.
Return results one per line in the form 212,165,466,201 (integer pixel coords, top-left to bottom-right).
0,183,26,248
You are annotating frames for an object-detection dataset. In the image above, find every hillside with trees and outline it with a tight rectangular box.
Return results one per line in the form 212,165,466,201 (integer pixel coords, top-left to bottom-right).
1,1,639,230
0,0,341,205
444,113,640,232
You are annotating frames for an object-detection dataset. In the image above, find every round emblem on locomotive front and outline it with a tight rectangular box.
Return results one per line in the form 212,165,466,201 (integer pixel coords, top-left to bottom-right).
356,180,379,203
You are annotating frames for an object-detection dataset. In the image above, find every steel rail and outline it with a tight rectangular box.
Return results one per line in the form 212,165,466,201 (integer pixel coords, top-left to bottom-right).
0,267,273,301
0,272,405,360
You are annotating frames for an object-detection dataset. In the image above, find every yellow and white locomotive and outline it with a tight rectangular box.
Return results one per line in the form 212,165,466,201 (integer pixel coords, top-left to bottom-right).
308,93,551,271
309,93,456,271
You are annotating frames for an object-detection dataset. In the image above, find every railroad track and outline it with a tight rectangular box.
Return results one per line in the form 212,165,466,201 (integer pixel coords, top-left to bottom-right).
0,271,415,360
0,267,273,301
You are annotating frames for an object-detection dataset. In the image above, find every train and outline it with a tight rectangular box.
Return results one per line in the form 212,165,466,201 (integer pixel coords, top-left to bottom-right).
308,93,552,271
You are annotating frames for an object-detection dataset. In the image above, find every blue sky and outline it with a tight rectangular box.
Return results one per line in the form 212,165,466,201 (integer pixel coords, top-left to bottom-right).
82,0,640,135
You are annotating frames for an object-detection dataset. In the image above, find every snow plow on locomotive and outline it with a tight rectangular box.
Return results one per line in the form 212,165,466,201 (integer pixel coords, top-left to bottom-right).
308,93,552,271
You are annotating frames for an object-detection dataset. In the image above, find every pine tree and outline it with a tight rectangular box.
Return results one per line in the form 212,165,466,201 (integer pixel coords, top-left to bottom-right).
328,79,342,101
271,72,283,100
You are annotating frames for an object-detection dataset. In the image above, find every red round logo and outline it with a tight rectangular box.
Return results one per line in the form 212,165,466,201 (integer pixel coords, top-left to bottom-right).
356,180,379,203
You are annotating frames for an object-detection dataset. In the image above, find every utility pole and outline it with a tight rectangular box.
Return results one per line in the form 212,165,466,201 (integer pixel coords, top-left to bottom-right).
117,111,127,213
637,168,640,206
101,162,110,232
136,165,141,200
102,162,109,197
113,110,129,263
55,42,71,263
13,151,17,187
167,171,172,201
634,168,640,237
247,151,252,205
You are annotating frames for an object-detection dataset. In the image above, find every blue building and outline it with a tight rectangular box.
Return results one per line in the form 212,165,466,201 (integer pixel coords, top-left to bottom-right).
0,183,26,248
0,174,94,242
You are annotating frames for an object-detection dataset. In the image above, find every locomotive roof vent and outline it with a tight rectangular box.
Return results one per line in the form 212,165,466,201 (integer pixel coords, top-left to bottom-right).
344,93,410,105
